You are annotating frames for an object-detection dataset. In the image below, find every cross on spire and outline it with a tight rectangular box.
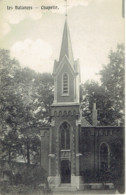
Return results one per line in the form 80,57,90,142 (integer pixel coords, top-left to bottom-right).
64,0,68,18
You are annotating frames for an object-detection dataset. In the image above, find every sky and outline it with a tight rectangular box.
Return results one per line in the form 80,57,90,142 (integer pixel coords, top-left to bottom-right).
0,0,124,83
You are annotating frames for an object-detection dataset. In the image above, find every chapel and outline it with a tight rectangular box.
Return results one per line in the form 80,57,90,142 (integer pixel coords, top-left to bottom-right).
40,17,124,191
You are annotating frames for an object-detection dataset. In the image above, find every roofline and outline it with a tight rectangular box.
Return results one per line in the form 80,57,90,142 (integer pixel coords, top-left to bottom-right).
51,102,80,107
81,126,124,128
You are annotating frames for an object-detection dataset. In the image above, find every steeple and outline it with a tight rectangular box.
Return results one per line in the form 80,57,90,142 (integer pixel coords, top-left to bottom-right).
59,19,74,66
52,3,80,105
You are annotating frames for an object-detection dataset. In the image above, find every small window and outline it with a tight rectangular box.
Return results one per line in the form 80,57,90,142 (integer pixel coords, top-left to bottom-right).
62,73,69,95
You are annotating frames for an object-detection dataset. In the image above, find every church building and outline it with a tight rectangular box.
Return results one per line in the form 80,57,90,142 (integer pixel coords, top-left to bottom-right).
40,17,124,191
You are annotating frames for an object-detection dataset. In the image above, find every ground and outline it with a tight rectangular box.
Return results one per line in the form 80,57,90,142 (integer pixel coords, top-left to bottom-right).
52,190,119,195
0,183,120,195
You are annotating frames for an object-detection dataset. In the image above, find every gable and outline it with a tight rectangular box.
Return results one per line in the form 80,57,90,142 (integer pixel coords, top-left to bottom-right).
55,55,75,77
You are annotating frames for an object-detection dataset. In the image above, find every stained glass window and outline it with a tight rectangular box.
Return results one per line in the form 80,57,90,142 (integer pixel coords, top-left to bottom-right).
60,122,70,149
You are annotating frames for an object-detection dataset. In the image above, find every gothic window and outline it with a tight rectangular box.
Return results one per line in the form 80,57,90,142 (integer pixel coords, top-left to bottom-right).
60,122,70,149
62,73,69,95
100,143,109,171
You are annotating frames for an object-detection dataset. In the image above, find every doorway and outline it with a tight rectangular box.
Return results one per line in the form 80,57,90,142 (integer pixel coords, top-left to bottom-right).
61,160,71,183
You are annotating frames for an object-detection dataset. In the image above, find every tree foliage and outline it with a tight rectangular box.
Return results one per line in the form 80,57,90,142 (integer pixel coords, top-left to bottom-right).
81,44,124,126
0,49,54,164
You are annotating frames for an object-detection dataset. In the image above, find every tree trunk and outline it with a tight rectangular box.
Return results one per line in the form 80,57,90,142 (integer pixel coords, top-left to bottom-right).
26,141,30,164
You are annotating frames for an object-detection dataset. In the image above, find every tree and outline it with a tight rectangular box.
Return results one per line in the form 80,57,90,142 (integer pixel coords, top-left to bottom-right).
81,81,108,125
100,44,124,125
81,44,124,126
0,49,24,161
0,49,54,164
15,69,53,164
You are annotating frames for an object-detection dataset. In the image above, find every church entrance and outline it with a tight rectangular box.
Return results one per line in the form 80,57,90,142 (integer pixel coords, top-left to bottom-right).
61,160,71,183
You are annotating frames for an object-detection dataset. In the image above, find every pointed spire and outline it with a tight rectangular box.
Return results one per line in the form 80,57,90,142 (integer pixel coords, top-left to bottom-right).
59,19,74,66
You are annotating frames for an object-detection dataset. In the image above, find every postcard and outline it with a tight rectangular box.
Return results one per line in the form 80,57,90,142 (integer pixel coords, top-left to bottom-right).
0,0,125,194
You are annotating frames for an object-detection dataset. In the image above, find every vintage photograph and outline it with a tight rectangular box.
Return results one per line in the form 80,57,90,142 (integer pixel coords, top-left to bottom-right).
0,0,125,194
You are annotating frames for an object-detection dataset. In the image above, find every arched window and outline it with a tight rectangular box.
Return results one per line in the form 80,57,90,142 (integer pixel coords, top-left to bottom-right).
62,73,69,94
60,122,70,149
100,143,109,171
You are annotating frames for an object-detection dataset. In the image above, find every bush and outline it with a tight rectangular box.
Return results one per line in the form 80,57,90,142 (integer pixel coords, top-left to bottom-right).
14,165,46,185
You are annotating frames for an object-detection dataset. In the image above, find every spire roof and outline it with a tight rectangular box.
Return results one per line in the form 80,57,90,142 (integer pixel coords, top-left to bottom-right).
59,19,74,66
